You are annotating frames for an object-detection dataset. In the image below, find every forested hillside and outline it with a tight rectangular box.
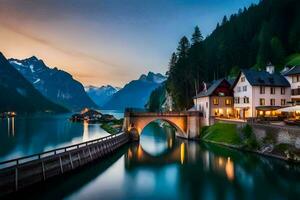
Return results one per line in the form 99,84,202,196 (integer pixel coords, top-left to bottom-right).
164,0,300,111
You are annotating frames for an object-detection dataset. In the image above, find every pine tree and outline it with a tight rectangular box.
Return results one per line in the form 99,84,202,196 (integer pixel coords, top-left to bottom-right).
176,36,190,58
191,26,203,45
270,37,286,69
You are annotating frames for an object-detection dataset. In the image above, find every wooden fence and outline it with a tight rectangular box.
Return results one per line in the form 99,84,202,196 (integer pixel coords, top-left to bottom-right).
0,132,129,196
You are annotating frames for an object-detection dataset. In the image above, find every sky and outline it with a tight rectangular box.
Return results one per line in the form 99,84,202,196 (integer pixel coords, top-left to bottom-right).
0,0,258,87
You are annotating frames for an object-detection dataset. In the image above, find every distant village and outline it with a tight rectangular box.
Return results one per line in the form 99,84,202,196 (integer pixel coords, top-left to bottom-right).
193,64,300,126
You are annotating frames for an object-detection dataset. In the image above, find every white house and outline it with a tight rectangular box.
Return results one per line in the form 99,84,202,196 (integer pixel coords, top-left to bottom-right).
232,64,291,119
283,66,300,104
193,79,234,126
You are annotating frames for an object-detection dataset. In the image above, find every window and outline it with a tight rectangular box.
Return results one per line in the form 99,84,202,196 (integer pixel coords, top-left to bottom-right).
241,77,245,82
270,87,276,94
234,97,240,104
259,98,265,106
292,75,298,83
242,86,247,92
260,86,265,94
225,99,231,105
244,97,249,103
270,99,275,106
206,102,208,108
281,87,285,95
281,99,286,106
237,87,241,92
213,98,219,105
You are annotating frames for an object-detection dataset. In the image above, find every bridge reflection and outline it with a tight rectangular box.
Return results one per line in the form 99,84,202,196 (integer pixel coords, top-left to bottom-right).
125,141,235,182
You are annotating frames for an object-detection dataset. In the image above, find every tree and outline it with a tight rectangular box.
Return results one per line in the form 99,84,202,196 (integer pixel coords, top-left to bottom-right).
270,37,286,69
256,22,272,69
176,36,190,58
191,26,203,45
222,15,228,25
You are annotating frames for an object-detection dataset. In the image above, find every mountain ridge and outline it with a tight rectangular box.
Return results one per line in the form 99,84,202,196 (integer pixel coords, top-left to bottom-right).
9,56,97,111
102,72,166,110
0,52,68,113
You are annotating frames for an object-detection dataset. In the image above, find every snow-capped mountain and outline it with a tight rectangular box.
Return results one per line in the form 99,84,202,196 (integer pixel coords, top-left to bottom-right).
138,72,166,84
9,56,97,111
102,72,166,110
85,85,121,107
0,52,67,113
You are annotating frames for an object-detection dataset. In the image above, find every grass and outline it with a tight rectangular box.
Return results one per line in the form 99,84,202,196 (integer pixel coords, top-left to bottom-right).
100,118,124,134
285,54,300,66
100,123,118,134
202,123,242,145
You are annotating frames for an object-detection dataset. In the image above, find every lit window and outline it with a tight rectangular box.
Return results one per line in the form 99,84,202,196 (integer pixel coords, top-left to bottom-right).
260,86,265,94
270,87,276,94
281,99,286,106
225,99,231,105
213,98,219,105
281,88,285,95
270,99,275,106
260,98,265,106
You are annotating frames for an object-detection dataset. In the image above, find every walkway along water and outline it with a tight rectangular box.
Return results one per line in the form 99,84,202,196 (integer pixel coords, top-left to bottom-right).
0,132,129,196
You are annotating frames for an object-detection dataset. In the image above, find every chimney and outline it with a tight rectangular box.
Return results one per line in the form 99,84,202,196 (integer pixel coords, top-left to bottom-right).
266,62,275,74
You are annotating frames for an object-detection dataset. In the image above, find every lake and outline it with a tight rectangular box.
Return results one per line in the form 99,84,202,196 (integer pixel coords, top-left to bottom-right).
6,119,300,200
0,110,123,162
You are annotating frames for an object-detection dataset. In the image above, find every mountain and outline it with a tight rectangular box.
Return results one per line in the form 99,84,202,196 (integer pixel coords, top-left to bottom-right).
9,56,97,111
0,52,67,113
102,72,166,110
85,85,120,107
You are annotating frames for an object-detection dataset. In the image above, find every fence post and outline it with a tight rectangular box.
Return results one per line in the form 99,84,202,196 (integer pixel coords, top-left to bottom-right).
59,156,63,174
88,148,93,160
15,167,18,191
41,161,46,180
69,153,74,169
78,152,81,166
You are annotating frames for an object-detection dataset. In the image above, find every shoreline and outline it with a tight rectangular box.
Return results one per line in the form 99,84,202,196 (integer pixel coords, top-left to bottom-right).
201,138,299,163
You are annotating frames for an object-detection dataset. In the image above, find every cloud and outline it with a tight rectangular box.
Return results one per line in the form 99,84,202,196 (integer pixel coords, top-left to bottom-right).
0,21,123,69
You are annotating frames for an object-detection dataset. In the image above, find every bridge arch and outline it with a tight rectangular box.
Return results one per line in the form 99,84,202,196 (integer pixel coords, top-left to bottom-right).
123,110,203,140
140,118,185,136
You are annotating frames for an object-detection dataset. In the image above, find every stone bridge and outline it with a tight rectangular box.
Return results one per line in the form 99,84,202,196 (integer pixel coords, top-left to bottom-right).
122,109,203,140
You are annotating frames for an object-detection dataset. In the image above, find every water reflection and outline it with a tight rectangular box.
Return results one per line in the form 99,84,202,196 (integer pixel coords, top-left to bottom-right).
123,122,300,199
7,117,15,136
0,113,111,162
83,120,89,141
16,119,300,200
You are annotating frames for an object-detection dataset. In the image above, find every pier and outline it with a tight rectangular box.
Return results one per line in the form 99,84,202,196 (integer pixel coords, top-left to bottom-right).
0,132,129,196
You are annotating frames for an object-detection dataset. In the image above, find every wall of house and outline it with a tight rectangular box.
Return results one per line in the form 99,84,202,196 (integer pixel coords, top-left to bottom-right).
233,72,254,118
252,86,291,115
285,75,300,100
194,96,233,126
209,96,233,118
194,97,210,126
234,72,291,118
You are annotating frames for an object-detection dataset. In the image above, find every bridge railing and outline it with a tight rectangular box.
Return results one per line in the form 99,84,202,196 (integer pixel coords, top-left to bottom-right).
0,132,124,170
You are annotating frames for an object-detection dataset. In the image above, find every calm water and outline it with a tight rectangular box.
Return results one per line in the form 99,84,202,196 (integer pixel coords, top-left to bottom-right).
0,111,121,162
11,120,300,200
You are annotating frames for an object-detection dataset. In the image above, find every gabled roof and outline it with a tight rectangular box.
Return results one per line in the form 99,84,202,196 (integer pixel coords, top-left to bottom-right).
232,69,290,88
283,66,300,76
194,78,228,98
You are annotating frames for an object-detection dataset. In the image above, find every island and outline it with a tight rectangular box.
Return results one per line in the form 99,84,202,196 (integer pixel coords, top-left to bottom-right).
70,108,123,134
